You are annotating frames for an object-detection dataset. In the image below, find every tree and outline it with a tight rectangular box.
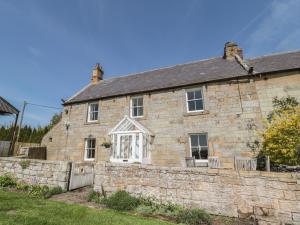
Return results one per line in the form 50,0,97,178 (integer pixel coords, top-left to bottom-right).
48,113,62,130
261,96,300,165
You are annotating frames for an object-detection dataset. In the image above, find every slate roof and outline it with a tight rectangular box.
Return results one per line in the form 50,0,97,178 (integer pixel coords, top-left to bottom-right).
0,96,19,115
65,49,300,105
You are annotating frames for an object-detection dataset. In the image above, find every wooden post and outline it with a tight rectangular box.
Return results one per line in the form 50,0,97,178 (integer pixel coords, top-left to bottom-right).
8,112,19,156
266,156,270,172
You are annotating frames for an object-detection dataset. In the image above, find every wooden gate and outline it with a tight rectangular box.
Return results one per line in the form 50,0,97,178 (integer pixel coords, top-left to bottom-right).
68,162,94,190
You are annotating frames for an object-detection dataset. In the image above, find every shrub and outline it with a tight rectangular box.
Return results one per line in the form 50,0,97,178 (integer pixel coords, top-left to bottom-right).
261,106,300,165
176,208,212,225
44,186,63,198
0,174,17,187
87,190,103,204
16,182,30,191
101,191,141,211
28,185,50,198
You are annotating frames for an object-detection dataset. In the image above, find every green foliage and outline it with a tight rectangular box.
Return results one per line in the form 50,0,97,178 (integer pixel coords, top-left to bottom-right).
19,160,31,169
267,96,299,122
16,182,30,191
0,174,62,198
0,174,17,187
87,190,103,204
0,190,174,225
176,208,212,225
261,96,300,166
26,185,63,198
0,113,62,144
48,113,62,130
135,200,183,218
101,191,141,211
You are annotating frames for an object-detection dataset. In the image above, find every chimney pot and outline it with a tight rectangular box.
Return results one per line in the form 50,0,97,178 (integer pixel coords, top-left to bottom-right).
91,63,104,84
223,42,243,60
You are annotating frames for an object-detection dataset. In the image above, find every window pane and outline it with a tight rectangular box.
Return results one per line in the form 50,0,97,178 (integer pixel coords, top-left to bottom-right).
187,91,194,100
194,90,202,99
94,111,99,120
91,149,95,158
137,107,143,116
195,100,203,111
191,147,200,159
200,147,208,159
132,99,138,107
190,135,198,146
198,134,207,146
188,101,195,111
137,97,143,106
133,107,138,117
91,139,96,148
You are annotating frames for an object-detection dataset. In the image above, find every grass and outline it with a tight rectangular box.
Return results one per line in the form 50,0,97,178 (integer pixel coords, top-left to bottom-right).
0,190,176,225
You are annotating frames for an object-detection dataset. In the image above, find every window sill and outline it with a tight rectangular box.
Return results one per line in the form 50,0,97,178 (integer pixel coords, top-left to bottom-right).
131,116,146,121
85,121,100,125
84,158,95,162
183,110,209,117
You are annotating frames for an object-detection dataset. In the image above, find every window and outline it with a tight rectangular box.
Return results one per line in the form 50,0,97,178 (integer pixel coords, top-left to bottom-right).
84,138,96,160
186,88,204,112
87,103,99,122
189,133,208,161
131,96,143,118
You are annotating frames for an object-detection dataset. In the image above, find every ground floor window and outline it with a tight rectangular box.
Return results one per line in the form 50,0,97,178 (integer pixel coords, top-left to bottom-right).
189,133,208,161
84,138,96,161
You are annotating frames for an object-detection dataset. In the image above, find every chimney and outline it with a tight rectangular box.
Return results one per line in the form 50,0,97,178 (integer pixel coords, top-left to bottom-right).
91,63,104,84
223,42,243,60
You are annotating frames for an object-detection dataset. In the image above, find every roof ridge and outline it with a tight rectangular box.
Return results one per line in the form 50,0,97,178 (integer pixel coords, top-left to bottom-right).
246,48,300,61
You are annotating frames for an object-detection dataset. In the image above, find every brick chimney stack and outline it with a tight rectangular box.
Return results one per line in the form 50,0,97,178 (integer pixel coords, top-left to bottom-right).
91,63,104,84
223,42,243,60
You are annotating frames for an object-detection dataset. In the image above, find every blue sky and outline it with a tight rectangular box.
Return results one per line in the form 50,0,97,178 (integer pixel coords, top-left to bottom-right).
1,0,300,127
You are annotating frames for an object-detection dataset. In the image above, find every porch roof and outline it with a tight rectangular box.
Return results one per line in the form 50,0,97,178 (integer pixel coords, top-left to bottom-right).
0,96,19,115
109,115,154,135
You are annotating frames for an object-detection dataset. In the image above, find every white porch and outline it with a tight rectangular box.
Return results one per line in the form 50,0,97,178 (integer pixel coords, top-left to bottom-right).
109,116,153,164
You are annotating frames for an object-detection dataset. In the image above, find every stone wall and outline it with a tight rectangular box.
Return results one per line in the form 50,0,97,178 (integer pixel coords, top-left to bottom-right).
94,163,300,225
0,157,71,190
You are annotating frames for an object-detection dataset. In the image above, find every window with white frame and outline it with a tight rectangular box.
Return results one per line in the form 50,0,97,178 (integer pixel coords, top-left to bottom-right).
189,133,208,161
84,138,96,160
87,102,99,122
131,96,143,118
186,88,204,112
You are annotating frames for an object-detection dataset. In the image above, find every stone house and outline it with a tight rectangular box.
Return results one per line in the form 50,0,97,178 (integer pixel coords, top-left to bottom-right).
42,42,300,168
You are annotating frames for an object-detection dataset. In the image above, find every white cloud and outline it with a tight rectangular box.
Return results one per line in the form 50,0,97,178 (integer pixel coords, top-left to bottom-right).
245,0,300,57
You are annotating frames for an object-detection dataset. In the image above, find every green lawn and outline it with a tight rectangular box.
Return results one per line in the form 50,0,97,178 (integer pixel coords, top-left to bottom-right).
0,190,175,225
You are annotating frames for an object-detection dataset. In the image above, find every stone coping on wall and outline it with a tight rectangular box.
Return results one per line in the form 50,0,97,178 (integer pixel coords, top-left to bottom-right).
96,162,300,179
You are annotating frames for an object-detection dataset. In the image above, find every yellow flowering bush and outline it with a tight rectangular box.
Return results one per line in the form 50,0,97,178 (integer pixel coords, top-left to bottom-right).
261,106,300,165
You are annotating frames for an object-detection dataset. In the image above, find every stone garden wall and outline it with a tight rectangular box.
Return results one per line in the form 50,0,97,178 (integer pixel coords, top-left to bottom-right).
0,157,71,190
94,163,300,225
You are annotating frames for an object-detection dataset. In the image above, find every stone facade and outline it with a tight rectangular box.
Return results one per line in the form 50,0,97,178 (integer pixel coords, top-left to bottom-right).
42,71,300,168
0,157,71,190
94,163,300,225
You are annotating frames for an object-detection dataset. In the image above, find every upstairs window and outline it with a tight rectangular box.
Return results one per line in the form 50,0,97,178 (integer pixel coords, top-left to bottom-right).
87,102,99,122
131,96,143,118
186,88,204,112
189,133,208,161
84,138,96,160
